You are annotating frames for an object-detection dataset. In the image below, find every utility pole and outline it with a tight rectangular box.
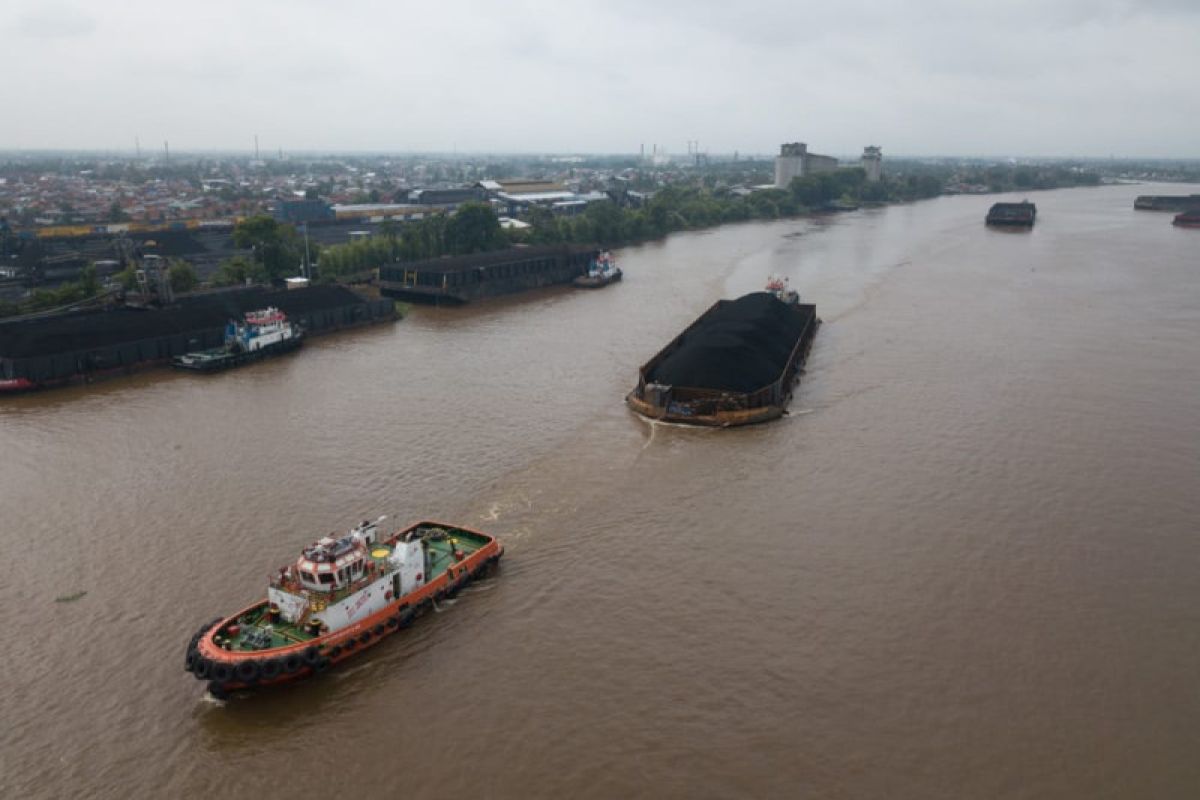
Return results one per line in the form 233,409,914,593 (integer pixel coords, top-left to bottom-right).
254,134,260,160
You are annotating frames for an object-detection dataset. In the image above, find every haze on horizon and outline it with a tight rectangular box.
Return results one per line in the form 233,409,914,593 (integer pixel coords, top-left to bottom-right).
2,0,1198,159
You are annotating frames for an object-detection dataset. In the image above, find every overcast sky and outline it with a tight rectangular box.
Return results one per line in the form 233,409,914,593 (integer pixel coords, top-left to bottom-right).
2,0,1197,157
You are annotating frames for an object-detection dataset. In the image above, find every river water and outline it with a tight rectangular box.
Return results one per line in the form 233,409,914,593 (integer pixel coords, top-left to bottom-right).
2,183,1198,799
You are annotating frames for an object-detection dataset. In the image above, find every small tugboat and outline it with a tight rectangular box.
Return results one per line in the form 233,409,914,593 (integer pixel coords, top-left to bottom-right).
185,518,503,697
172,307,302,372
765,275,800,306
573,250,622,288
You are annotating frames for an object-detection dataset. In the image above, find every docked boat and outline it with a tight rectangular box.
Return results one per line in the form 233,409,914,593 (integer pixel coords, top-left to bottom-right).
172,307,302,372
185,518,503,696
986,201,1036,227
573,250,622,288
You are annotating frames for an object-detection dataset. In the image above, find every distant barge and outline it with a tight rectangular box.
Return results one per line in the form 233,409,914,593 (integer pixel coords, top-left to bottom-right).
1174,210,1200,228
986,201,1037,227
1134,195,1200,212
626,292,819,427
0,285,394,393
378,245,596,304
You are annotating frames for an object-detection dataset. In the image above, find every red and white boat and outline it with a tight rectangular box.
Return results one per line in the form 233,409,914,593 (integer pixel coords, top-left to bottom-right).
185,518,503,696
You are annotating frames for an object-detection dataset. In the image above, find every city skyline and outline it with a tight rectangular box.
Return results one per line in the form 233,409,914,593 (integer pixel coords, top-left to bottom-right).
3,0,1199,158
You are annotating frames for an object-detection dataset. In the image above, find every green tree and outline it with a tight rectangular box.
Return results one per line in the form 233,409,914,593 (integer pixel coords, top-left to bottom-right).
232,215,301,281
167,259,198,293
78,264,99,297
213,255,268,286
443,202,505,255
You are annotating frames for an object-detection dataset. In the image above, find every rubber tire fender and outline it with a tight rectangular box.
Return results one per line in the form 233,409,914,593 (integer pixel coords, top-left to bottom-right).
303,647,321,667
283,653,303,674
398,610,416,629
312,657,331,673
260,659,283,680
373,623,385,636
359,632,372,645
329,645,343,659
211,662,233,683
234,660,259,684
386,617,399,629
193,657,212,681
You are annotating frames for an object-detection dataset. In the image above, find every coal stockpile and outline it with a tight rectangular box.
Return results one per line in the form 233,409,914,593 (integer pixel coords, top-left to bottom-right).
648,292,811,393
0,285,394,386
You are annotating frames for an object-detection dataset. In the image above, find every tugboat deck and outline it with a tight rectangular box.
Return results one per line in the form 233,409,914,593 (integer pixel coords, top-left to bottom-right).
224,531,487,651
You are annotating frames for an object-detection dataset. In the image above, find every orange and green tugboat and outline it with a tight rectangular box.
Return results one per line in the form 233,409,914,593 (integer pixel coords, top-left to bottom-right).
185,518,502,697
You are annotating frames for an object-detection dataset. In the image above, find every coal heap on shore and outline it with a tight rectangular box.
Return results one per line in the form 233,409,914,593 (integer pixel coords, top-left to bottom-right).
649,292,807,393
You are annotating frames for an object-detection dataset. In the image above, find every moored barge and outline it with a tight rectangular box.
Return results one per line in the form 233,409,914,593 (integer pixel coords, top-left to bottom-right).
185,518,503,697
0,285,394,393
626,292,819,427
378,245,596,304
1172,209,1200,228
1134,194,1200,212
986,201,1037,227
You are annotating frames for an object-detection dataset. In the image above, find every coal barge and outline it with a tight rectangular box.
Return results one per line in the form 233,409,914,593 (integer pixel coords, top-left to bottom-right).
986,201,1037,227
1134,195,1200,212
0,285,394,393
626,292,819,427
378,244,596,304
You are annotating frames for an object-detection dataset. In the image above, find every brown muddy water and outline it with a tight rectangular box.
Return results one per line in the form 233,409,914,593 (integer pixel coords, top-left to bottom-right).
2,184,1198,799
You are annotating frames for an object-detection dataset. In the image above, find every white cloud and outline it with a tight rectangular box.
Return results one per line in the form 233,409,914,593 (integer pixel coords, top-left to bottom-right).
0,0,1196,156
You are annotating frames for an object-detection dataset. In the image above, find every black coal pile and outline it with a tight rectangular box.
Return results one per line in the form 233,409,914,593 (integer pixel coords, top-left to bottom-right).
648,292,808,393
0,285,373,358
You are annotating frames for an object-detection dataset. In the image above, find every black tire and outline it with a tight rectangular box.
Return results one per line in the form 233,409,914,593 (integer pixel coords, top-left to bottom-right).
330,645,342,658
211,662,233,683
399,610,415,629
235,660,259,684
313,657,331,673
283,654,303,673
207,682,230,701
193,657,211,680
386,617,398,628
260,659,282,680
359,632,372,645
303,647,321,667
373,624,385,636
184,649,198,672
344,639,356,651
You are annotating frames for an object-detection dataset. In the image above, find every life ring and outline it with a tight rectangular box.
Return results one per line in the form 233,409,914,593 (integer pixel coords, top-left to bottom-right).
211,662,233,683
260,659,282,679
283,654,303,673
235,660,259,683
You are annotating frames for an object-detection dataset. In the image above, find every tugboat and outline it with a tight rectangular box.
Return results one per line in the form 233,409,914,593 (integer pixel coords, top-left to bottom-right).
573,250,622,288
765,275,800,305
184,518,503,696
172,307,302,372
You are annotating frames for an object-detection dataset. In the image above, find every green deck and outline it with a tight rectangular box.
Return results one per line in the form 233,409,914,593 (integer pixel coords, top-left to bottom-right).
215,527,489,652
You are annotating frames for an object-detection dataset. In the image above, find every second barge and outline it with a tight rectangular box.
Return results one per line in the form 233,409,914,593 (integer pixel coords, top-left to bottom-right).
378,245,596,304
626,292,819,427
986,201,1037,227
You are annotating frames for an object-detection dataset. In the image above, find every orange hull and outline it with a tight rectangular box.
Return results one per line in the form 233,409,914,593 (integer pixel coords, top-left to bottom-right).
186,521,502,694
